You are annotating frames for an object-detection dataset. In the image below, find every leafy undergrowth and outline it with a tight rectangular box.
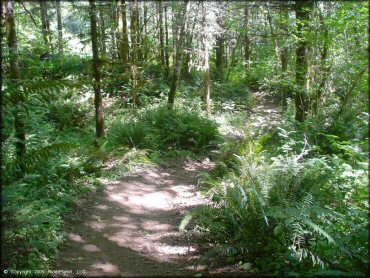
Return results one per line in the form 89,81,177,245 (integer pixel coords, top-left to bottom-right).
107,105,220,155
182,101,369,277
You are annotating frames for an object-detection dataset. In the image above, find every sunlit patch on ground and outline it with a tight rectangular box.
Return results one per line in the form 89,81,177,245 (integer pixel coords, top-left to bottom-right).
56,159,218,276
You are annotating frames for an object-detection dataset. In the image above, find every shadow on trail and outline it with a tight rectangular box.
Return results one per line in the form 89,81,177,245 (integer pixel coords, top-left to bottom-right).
55,159,234,276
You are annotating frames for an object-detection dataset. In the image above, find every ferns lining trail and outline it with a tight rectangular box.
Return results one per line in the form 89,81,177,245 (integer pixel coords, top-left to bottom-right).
2,1,368,277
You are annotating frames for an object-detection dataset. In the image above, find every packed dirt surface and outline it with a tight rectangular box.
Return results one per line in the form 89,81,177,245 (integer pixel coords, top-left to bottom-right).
55,158,247,277
55,93,280,277
249,91,282,138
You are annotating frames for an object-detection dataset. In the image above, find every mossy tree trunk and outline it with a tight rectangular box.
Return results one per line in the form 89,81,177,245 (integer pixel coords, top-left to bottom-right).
89,0,105,138
295,0,312,122
5,0,26,165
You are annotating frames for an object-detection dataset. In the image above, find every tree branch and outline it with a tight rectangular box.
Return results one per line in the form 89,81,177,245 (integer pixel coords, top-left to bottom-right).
20,0,39,29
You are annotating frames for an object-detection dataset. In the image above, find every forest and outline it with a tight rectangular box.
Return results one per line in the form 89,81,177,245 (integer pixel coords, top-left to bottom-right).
1,0,368,277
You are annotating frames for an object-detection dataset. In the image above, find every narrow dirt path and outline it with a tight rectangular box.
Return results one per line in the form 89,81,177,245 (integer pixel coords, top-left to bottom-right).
56,93,281,277
56,158,224,277
249,91,282,138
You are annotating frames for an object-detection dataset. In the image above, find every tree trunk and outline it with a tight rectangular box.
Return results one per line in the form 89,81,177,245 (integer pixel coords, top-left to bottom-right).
244,5,251,72
313,7,329,114
215,13,224,82
203,59,211,113
130,0,139,108
142,3,148,61
267,5,280,70
56,0,63,54
171,5,178,62
182,19,196,80
226,34,242,81
137,2,144,62
118,0,129,69
215,36,224,81
5,0,26,165
130,0,139,64
294,0,312,122
89,0,105,138
99,7,107,58
164,4,170,74
201,4,211,113
39,0,51,48
110,4,118,60
158,1,165,66
280,7,289,109
167,0,190,107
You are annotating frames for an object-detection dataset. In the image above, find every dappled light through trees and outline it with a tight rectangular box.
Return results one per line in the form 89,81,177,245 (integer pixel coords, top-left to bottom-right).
2,0,368,277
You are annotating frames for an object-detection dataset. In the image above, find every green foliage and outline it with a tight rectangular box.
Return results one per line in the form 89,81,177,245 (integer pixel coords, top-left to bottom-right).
45,101,91,130
2,140,104,271
107,105,220,153
108,121,155,149
212,82,256,112
185,135,368,276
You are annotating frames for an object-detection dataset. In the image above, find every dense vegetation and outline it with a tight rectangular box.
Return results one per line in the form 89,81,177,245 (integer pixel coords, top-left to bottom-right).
1,0,368,276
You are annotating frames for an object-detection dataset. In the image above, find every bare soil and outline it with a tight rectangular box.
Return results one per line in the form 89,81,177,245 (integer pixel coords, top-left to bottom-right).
55,158,247,277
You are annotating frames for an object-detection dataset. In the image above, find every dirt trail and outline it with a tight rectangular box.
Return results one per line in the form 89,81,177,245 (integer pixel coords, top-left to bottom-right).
56,158,240,277
56,93,280,277
249,91,282,138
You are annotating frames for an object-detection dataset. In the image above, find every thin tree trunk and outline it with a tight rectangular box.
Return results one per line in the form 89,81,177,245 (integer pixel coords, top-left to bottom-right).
137,2,144,62
281,7,289,109
335,68,366,119
266,5,280,70
313,7,329,114
130,0,139,64
5,0,26,165
167,0,190,107
226,34,242,81
244,5,251,72
158,0,165,66
142,3,148,61
203,59,211,113
130,0,139,108
99,7,107,58
215,13,225,82
201,3,211,113
39,0,51,48
215,35,224,81
182,19,196,80
295,1,312,122
56,0,63,54
164,4,170,74
89,0,105,138
110,3,118,60
171,6,178,62
118,0,129,69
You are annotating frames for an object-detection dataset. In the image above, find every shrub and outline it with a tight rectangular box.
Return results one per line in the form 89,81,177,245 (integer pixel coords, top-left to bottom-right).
45,101,90,130
107,106,220,153
212,82,255,113
108,121,155,149
182,139,368,276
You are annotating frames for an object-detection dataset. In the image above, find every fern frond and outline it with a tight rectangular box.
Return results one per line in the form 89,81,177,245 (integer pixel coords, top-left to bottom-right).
22,143,78,169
